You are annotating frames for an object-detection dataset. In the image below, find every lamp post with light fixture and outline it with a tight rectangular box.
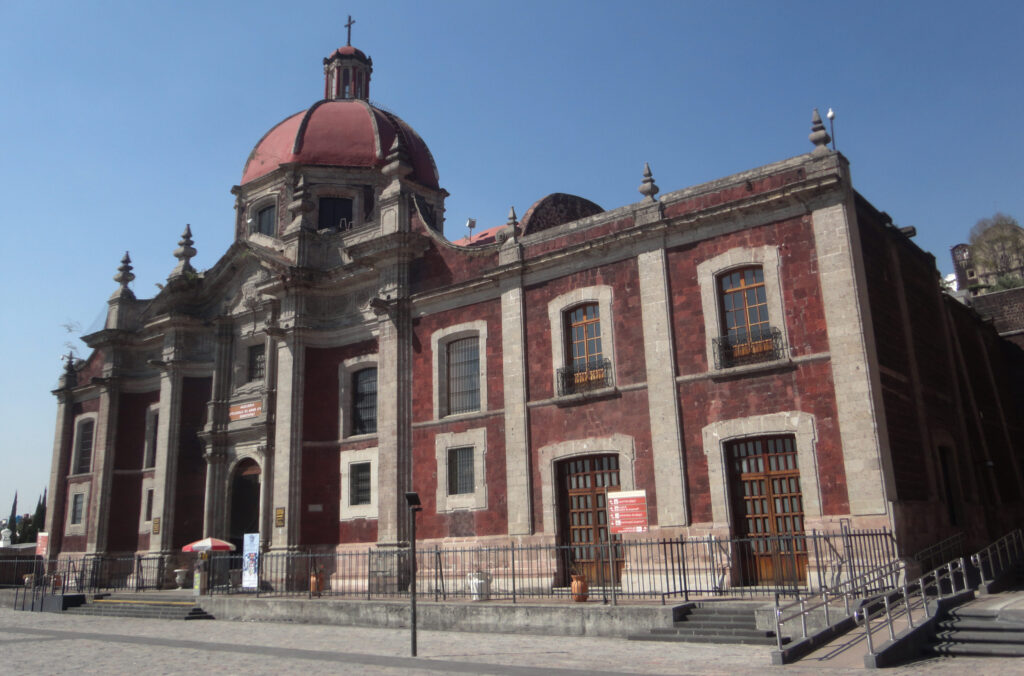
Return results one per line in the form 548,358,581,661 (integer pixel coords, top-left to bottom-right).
405,491,422,656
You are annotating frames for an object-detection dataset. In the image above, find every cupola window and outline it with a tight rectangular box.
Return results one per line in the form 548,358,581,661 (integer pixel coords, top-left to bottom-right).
318,197,354,231
254,204,276,236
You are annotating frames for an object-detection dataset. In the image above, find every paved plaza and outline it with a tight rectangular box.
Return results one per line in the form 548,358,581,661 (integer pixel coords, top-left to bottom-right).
0,606,1020,675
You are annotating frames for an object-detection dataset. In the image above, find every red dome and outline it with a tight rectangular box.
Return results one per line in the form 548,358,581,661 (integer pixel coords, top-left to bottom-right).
241,99,439,188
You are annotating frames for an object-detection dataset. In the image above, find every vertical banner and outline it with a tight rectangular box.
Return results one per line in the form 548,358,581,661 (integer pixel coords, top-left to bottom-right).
242,532,260,590
607,490,649,534
35,532,49,558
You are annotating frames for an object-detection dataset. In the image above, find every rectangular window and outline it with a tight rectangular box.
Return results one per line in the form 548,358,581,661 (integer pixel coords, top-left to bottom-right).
144,411,158,469
71,494,84,525
351,368,378,435
446,337,480,415
318,197,354,231
349,462,372,505
254,205,276,236
248,345,266,382
145,489,154,522
558,303,611,395
75,420,95,474
715,266,780,368
447,446,475,495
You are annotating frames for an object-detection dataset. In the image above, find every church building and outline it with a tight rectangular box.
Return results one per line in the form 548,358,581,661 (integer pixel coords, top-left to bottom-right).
45,39,1024,584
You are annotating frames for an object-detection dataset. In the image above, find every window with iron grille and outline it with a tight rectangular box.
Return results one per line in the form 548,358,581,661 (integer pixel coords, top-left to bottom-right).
349,462,372,506
254,204,276,236
248,344,265,382
720,267,770,346
447,446,475,495
70,493,84,525
351,367,377,435
559,303,610,394
318,197,354,230
445,337,480,415
145,489,154,522
75,419,94,474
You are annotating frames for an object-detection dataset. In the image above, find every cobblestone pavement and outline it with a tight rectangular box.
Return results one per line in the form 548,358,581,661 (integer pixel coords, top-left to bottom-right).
0,607,1020,675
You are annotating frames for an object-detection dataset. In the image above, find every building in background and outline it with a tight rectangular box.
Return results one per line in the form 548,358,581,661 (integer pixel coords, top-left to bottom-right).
46,41,1024,587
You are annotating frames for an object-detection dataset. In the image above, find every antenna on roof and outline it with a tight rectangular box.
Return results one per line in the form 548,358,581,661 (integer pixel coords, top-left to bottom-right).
827,108,836,151
466,218,476,239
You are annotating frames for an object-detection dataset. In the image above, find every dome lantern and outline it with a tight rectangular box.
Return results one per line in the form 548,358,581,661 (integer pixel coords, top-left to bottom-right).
323,16,371,101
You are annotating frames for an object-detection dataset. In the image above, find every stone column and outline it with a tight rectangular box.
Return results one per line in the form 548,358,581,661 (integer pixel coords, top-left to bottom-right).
87,380,119,554
637,248,688,526
270,330,304,551
500,278,532,534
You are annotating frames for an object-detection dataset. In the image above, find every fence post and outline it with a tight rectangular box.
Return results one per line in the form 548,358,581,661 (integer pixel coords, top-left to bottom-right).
511,543,517,604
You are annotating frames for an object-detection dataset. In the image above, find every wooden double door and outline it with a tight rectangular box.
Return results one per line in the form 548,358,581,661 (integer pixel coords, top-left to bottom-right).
556,454,624,585
728,435,807,585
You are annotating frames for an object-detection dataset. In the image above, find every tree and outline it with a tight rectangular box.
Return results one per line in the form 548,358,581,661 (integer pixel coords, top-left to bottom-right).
968,213,1024,284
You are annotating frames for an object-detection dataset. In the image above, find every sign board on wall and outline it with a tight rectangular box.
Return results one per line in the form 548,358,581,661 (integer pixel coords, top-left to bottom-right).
35,532,49,558
229,400,263,421
607,490,649,534
275,507,285,527
242,533,259,590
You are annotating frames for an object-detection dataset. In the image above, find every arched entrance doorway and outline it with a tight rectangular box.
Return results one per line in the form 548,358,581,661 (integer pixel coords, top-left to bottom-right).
229,459,261,552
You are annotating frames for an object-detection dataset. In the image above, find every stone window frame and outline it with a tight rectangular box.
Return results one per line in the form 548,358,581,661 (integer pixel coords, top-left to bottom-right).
247,195,279,239
339,447,378,521
137,479,155,534
315,187,365,232
700,412,822,532
696,246,789,371
142,404,159,469
547,286,616,397
434,428,487,513
233,336,268,394
431,321,487,420
536,434,636,536
71,413,98,476
338,354,379,439
65,484,90,536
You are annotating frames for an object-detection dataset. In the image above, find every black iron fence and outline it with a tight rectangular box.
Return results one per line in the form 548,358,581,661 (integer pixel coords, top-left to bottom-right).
556,358,614,396
2,528,897,603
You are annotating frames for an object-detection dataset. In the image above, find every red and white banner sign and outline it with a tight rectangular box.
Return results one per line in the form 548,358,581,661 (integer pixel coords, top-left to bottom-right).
36,532,49,558
607,490,649,534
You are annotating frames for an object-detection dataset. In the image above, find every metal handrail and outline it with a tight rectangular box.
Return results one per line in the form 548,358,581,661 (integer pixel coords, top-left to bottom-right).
773,558,906,650
913,532,963,572
970,529,1024,589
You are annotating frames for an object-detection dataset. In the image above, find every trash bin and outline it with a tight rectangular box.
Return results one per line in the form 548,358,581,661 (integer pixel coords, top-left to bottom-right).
467,571,491,601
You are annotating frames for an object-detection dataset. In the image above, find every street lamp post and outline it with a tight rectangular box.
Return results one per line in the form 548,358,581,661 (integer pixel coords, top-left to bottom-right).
404,491,422,657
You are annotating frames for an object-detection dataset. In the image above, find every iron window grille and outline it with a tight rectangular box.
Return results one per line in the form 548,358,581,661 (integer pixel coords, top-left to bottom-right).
445,337,480,415
349,462,372,506
447,446,475,495
712,325,785,369
557,357,614,396
70,494,84,525
248,345,266,382
351,368,378,435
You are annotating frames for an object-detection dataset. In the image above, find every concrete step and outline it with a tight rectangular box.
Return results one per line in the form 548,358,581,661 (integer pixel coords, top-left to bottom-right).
933,629,1024,644
673,619,758,630
937,619,1024,633
653,627,776,639
925,641,1024,658
64,602,213,620
628,632,783,646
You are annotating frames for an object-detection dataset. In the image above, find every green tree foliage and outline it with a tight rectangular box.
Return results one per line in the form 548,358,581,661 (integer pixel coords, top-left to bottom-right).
969,213,1024,283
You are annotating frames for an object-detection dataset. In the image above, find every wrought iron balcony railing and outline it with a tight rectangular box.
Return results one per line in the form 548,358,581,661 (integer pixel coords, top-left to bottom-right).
557,358,614,397
711,326,785,369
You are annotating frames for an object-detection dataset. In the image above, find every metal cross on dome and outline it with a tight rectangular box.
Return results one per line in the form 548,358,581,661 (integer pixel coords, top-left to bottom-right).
345,15,355,46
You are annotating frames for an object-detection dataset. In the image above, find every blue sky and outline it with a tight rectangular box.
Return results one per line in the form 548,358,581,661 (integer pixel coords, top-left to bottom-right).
1,0,1021,517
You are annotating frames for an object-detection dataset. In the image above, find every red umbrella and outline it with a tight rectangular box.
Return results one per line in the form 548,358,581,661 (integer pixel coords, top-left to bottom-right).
181,537,236,552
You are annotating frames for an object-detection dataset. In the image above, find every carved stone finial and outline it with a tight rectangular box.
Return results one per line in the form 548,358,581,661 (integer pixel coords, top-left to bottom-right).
507,206,518,227
63,350,76,375
809,108,831,155
382,135,412,179
113,251,135,289
639,162,659,202
169,224,197,279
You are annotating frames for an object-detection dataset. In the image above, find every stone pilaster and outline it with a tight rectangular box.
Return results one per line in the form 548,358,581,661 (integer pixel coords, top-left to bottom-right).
812,197,894,518
149,364,183,553
271,330,304,551
500,278,531,534
44,370,77,557
87,380,119,553
637,248,688,526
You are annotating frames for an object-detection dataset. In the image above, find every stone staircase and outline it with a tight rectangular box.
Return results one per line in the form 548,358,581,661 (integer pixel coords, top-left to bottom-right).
629,602,787,645
925,607,1024,658
64,597,214,621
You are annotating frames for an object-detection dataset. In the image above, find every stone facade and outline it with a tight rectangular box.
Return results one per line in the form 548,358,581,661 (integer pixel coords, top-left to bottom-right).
45,43,1024,571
